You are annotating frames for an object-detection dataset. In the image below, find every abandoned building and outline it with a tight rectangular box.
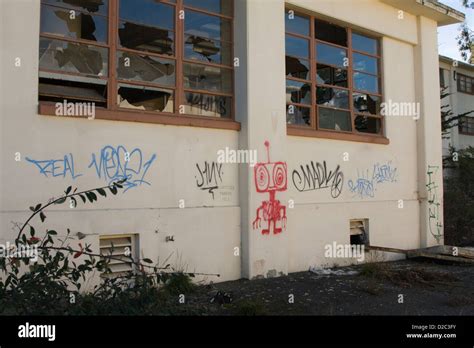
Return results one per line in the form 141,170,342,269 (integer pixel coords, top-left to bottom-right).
0,0,466,283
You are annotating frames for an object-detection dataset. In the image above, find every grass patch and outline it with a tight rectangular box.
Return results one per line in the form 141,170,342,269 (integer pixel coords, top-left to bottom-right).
233,299,267,316
163,272,196,295
359,262,458,288
444,295,474,308
357,280,384,295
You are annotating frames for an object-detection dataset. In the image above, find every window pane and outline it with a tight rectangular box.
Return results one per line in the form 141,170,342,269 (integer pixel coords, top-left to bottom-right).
353,93,381,115
318,107,352,131
316,43,347,68
41,0,108,15
316,87,349,109
39,77,107,106
117,51,175,86
353,72,379,93
184,0,232,16
316,64,347,87
185,10,231,42
39,38,108,76
285,13,309,36
119,21,174,56
286,56,310,80
184,92,231,118
286,80,311,105
287,105,310,126
439,68,445,87
353,53,378,75
185,35,231,65
286,35,309,58
355,115,381,134
183,63,232,93
118,83,174,112
352,33,377,55
314,19,347,47
41,5,108,43
119,0,174,30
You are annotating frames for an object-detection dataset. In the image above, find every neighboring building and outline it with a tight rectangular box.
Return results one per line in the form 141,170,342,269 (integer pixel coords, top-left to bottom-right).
440,55,474,157
0,0,464,284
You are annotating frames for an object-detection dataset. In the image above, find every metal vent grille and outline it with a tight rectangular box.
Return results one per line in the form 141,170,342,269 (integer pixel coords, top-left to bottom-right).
350,219,366,236
99,235,136,277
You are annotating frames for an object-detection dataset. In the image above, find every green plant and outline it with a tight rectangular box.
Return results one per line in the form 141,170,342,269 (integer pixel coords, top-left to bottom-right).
443,146,474,246
0,180,213,315
163,272,196,296
233,299,266,316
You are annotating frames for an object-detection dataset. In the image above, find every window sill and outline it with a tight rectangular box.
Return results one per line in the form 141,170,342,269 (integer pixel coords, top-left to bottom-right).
287,126,390,145
38,102,241,131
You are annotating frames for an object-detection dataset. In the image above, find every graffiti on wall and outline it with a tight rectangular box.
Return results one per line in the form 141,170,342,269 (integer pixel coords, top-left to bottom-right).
195,161,224,199
25,153,82,180
26,145,157,192
347,161,397,199
253,141,287,235
292,161,344,198
427,165,443,243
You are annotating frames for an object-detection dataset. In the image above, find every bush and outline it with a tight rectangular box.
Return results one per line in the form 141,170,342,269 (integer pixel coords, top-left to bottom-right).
443,146,474,246
0,180,201,315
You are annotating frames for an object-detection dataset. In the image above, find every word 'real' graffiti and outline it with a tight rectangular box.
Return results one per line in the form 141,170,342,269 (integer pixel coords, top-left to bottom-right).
348,161,397,198
25,154,83,180
26,146,157,193
292,161,344,198
426,165,443,243
195,161,223,199
253,141,287,235
89,146,157,192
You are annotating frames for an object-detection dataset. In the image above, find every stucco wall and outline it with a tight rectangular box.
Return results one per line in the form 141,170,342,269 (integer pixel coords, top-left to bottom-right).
0,0,241,283
0,0,446,283
285,5,420,272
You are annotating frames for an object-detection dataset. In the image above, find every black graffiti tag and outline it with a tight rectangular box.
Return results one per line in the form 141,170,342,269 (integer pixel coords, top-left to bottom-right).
195,162,223,199
292,161,344,198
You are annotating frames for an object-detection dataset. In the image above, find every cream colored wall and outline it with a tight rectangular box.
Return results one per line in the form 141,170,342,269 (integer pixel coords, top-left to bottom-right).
286,36,420,272
0,0,241,283
0,0,447,283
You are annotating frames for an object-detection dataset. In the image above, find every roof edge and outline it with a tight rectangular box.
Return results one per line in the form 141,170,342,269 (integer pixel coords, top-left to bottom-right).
380,0,465,26
440,54,474,71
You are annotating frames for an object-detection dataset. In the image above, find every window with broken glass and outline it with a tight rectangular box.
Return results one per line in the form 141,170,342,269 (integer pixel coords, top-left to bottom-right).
285,10,386,142
39,0,235,127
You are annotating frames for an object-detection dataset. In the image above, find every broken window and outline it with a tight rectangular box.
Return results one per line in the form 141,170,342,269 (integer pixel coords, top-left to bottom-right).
285,9,384,138
350,219,369,246
183,92,231,118
118,83,174,113
39,0,234,121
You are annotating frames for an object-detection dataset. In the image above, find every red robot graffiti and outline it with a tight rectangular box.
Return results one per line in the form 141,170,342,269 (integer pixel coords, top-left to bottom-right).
252,141,287,235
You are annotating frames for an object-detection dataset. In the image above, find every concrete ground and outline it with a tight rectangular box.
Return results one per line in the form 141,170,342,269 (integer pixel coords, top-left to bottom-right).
180,259,474,315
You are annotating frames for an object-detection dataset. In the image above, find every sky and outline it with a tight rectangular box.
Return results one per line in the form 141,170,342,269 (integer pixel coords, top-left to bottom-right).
438,0,473,62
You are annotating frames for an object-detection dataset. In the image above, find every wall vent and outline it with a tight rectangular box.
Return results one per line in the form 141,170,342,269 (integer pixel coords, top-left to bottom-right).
99,234,137,277
350,219,369,246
